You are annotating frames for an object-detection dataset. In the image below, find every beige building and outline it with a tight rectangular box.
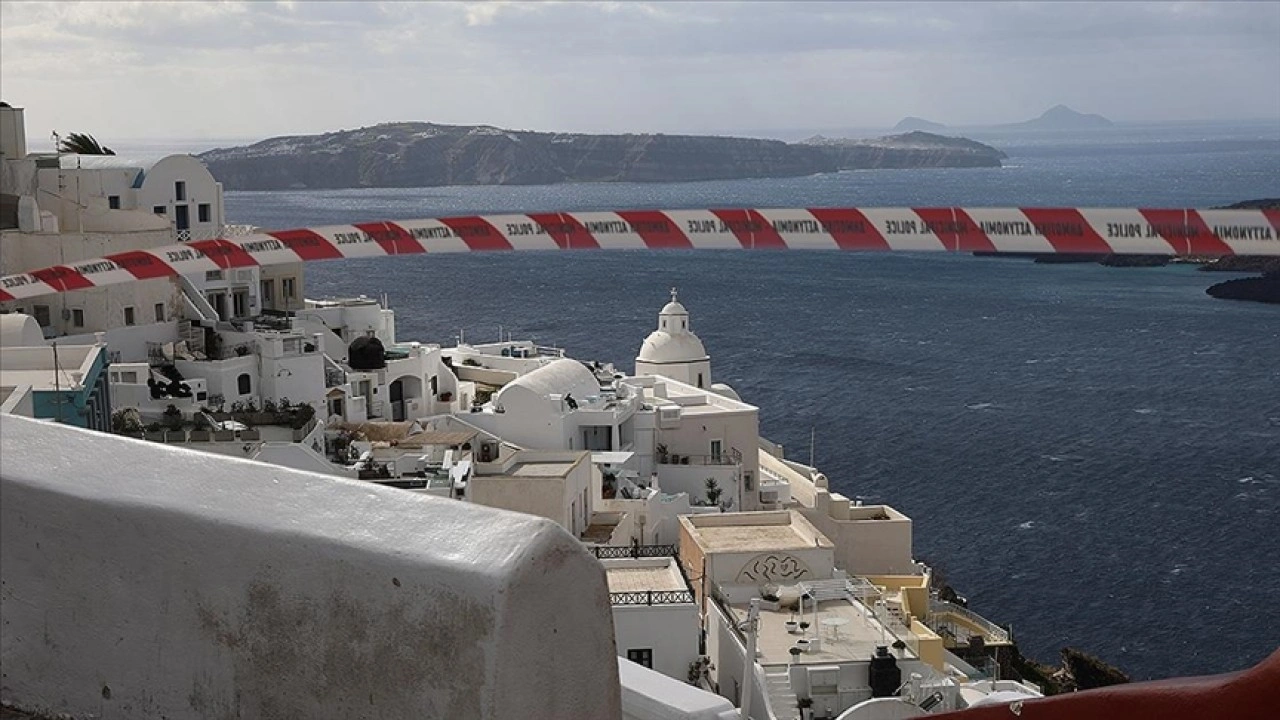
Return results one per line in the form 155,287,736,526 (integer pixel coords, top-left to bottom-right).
469,449,594,538
603,556,700,683
678,510,836,611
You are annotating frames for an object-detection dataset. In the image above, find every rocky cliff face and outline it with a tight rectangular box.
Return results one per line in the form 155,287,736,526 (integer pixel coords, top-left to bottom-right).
198,123,1004,190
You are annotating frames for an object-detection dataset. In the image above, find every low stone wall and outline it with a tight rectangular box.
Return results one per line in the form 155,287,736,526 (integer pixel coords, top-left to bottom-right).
1,416,620,719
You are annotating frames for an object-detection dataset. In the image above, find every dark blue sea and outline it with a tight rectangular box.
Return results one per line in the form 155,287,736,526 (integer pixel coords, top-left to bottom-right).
222,122,1280,681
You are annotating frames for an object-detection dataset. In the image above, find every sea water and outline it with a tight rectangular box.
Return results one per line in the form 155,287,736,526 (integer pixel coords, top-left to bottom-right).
223,122,1280,680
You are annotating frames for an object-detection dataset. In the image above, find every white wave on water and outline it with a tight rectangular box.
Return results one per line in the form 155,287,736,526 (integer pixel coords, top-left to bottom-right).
967,402,996,410
1133,408,1157,415
1017,520,1036,530
1043,454,1086,463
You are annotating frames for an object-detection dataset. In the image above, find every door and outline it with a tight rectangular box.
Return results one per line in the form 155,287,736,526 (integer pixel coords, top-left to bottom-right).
389,378,405,422
710,439,723,463
175,204,190,231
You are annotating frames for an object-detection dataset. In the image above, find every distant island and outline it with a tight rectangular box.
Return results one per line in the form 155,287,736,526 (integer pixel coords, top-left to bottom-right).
893,116,948,133
891,105,1114,132
1005,105,1113,130
197,123,1006,190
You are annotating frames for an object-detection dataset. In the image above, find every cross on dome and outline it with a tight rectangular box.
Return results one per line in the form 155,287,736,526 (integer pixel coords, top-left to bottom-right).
670,287,678,303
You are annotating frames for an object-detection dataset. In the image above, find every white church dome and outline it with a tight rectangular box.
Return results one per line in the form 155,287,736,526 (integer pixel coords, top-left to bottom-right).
636,290,708,365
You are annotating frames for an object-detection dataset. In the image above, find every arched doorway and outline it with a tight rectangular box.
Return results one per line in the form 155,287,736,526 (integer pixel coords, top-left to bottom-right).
388,375,423,422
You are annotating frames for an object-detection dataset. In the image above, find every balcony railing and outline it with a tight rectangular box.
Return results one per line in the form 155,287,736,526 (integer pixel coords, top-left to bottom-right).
657,448,742,466
176,225,258,243
610,590,695,606
928,598,1012,645
591,544,676,560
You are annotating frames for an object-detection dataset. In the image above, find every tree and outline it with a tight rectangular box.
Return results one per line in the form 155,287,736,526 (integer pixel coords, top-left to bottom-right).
57,132,115,155
704,478,723,507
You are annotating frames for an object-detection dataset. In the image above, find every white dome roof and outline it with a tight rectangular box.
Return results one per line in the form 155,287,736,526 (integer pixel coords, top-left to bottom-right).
495,358,600,405
637,331,708,365
636,290,707,365
660,300,688,316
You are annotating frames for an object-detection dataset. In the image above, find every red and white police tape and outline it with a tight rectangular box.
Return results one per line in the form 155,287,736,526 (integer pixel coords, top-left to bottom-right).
2,207,1277,302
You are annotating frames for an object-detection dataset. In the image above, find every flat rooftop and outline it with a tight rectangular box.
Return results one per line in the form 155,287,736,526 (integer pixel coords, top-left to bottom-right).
0,345,98,392
731,598,917,667
603,558,690,594
681,510,832,554
504,459,577,479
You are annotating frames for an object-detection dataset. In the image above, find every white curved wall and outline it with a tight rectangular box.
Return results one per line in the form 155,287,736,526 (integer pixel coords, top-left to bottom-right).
0,416,621,719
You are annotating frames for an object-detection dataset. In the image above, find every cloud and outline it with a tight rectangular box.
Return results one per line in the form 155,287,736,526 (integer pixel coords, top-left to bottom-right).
2,1,1276,141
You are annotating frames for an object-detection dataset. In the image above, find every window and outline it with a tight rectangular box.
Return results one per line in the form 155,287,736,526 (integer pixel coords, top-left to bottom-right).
710,439,722,460
108,195,121,209
175,181,186,201
123,306,135,326
282,277,296,299
153,205,166,215
206,270,223,282
72,308,84,327
626,649,653,669
237,373,252,395
154,303,165,322
121,371,138,383
198,203,211,223
697,372,704,388
33,304,51,327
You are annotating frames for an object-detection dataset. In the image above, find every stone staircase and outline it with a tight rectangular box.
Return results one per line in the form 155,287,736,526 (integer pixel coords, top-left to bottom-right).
764,668,798,720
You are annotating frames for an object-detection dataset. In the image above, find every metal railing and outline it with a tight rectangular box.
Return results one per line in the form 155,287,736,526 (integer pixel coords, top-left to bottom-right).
176,225,258,243
609,590,695,606
657,447,743,466
591,544,677,560
928,598,1012,645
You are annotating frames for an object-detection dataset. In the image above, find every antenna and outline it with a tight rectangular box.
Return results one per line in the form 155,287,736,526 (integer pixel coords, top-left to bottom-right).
809,426,816,468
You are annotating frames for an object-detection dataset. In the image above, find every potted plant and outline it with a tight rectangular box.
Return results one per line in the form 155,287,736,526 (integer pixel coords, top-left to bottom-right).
799,620,810,635
796,637,811,652
656,443,668,463
797,697,814,720
704,478,723,507
785,612,799,634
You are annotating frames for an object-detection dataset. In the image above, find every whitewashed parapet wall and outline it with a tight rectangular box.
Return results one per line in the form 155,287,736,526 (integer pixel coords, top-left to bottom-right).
0,416,620,719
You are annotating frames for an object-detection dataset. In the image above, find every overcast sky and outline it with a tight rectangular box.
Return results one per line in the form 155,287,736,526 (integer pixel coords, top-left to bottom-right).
2,1,1277,144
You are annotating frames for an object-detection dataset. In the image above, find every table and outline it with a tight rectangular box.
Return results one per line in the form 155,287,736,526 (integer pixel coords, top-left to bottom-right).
821,616,851,641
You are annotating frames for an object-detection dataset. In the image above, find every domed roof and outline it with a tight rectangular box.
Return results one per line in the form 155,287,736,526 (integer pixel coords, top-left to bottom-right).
636,289,708,365
660,300,688,317
496,358,600,405
637,331,708,365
